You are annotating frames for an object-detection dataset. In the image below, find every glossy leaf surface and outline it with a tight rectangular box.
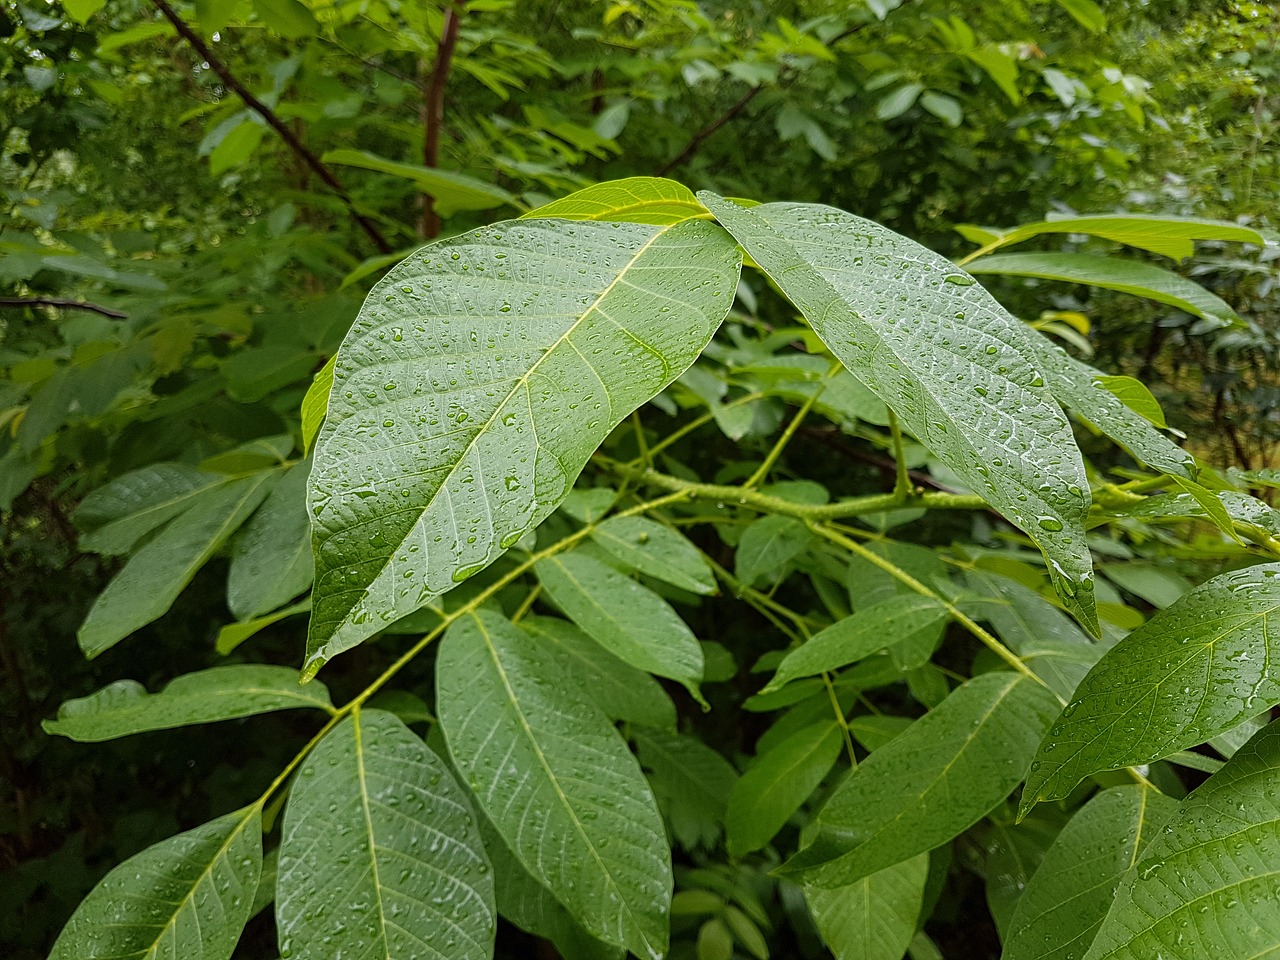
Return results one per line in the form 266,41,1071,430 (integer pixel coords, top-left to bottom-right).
521,176,706,224
306,217,740,676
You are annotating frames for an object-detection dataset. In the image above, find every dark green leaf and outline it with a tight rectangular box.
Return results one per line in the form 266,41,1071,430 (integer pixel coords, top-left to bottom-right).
634,727,738,852
591,515,717,595
227,460,313,620
322,148,519,216
735,514,814,587
75,464,230,555
804,853,928,960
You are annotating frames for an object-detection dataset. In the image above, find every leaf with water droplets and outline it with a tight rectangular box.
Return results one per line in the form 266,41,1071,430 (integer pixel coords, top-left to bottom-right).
1004,785,1175,960
1021,563,1280,815
1083,721,1280,960
306,217,740,677
700,194,1097,635
227,458,314,620
522,177,707,225
804,853,929,960
49,807,261,960
276,709,495,960
437,610,672,959
778,672,1059,887
590,515,717,596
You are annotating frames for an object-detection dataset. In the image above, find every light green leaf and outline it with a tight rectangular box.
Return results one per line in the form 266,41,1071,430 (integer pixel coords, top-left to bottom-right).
804,853,929,960
701,195,1096,634
299,355,334,454
49,807,261,960
322,148,520,217
633,727,738,852
1004,786,1175,960
277,710,495,959
75,464,230,555
1094,376,1170,427
79,471,277,657
991,213,1270,261
591,515,717,595
967,253,1237,324
63,0,107,23
522,177,706,225
919,91,963,127
215,599,311,655
306,217,740,677
1054,0,1107,32
735,514,814,587
725,720,844,856
780,672,1059,887
1027,337,1194,479
1022,564,1280,812
227,460,313,620
43,665,331,742
764,595,949,693
966,48,1021,104
876,83,924,120
535,551,705,702
1099,564,1193,609
253,0,315,37
437,611,671,959
1084,722,1280,960
519,614,677,731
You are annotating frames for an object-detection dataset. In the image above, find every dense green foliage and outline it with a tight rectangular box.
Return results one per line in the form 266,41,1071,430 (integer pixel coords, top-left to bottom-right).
5,1,1280,959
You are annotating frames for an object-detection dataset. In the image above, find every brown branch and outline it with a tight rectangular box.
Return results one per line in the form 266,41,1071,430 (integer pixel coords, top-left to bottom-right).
0,297,128,319
656,85,762,177
150,0,392,254
420,2,465,239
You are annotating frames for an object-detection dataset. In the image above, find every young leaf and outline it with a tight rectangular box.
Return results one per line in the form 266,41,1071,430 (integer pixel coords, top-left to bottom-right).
215,599,311,655
299,354,335,454
701,194,1096,634
535,550,705,702
1083,722,1280,960
306,217,741,677
981,213,1269,262
49,807,261,960
79,471,278,657
780,672,1060,887
633,727,739,851
763,595,949,693
725,720,844,856
519,614,678,731
521,176,707,225
590,515,717,595
966,253,1236,324
1027,337,1194,479
1022,563,1280,812
276,710,495,960
1004,785,1175,960
227,459,314,620
735,515,814,587
804,853,929,960
43,665,332,741
437,610,672,959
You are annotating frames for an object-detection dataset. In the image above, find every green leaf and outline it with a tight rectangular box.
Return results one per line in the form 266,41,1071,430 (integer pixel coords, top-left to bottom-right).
50,807,261,960
984,816,1063,939
62,0,107,23
519,614,677,731
535,551,705,702
633,727,738,851
277,710,495,958
876,83,924,120
252,0,316,38
306,217,740,677
1084,722,1280,960
763,595,949,693
1022,563,1280,812
804,853,929,960
1094,376,1170,427
966,253,1237,324
590,515,717,595
725,720,844,856
43,665,332,742
994,213,1269,260
226,460,313,620
437,611,671,959
1004,785,1175,960
735,514,814,587
1027,337,1194,479
780,672,1059,887
195,0,241,33
75,464,231,555
215,599,311,655
322,148,520,217
522,177,707,225
79,471,277,657
299,354,334,454
1054,0,1107,32
701,195,1096,634
919,91,963,127
966,48,1021,104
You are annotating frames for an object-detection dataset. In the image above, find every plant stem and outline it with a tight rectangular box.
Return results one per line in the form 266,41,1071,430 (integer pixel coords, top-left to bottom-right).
743,389,821,490
887,408,912,497
420,2,465,238
822,672,858,769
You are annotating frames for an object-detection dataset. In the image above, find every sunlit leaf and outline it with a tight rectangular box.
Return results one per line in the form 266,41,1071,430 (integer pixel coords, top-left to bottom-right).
522,177,706,224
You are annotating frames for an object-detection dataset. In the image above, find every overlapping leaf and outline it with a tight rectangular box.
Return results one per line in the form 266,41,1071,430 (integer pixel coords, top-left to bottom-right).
49,807,261,960
804,854,929,960
970,213,1269,261
43,665,332,741
1084,722,1280,960
521,177,706,225
277,710,495,960
1021,563,1280,812
780,672,1059,887
74,463,231,555
633,727,739,852
701,194,1097,633
306,217,740,676
437,610,672,959
590,515,717,595
1005,786,1174,960
227,459,314,620
323,148,521,216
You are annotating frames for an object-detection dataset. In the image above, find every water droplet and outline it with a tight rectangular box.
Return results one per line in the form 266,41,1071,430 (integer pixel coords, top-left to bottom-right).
944,273,975,286
1037,516,1064,532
